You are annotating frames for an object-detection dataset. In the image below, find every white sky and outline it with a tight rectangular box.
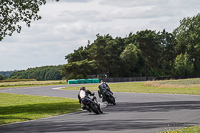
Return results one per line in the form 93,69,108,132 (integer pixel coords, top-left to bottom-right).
1,0,200,71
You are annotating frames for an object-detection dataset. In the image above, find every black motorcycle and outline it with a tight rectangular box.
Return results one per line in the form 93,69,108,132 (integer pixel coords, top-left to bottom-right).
98,89,116,105
82,94,103,114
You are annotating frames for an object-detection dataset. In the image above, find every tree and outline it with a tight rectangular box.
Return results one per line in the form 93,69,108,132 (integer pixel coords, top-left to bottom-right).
120,43,145,77
89,34,114,74
106,37,126,77
120,43,139,74
174,13,200,75
0,74,4,80
64,34,127,77
136,30,160,65
65,46,88,63
153,29,177,76
0,0,58,41
61,59,97,79
9,65,62,80
174,52,194,76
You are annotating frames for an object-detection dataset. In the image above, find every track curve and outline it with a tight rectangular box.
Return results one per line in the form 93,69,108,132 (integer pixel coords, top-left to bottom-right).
0,85,200,133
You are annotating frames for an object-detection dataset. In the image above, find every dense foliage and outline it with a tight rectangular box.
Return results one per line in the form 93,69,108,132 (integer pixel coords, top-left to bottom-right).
9,65,63,80
0,0,58,41
0,70,16,76
62,14,200,79
1,2,199,80
0,74,3,80
0,71,17,80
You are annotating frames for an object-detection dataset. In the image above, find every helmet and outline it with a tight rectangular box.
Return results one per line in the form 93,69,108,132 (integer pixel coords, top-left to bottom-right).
103,83,106,88
80,87,86,90
101,80,104,84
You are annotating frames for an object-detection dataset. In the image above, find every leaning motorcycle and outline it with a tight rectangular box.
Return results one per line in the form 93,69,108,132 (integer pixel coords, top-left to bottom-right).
98,90,116,105
82,94,103,114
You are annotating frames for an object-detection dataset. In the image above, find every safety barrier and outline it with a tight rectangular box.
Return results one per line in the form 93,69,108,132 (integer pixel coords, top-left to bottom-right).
68,79,99,84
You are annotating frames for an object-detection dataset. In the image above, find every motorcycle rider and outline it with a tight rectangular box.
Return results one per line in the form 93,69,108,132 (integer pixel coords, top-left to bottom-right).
78,87,94,112
98,80,113,102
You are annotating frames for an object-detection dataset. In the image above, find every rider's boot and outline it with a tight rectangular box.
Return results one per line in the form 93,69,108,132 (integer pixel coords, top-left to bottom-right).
81,107,87,110
86,107,91,113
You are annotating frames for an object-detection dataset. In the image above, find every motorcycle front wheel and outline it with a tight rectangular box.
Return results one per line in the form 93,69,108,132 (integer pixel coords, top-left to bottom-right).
88,102,100,114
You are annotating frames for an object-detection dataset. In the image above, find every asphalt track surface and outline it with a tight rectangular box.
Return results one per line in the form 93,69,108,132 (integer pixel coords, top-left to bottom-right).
0,84,200,133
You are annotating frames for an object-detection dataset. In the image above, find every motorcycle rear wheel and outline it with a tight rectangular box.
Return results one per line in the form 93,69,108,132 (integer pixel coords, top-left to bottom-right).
108,96,116,105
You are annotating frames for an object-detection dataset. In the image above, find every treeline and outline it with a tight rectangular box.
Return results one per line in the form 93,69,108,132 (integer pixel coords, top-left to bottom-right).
2,14,199,81
0,70,16,77
8,65,63,80
61,14,200,79
0,70,16,80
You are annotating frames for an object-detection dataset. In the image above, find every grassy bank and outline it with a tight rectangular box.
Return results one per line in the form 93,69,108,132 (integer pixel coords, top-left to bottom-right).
0,80,67,89
1,78,199,132
0,79,36,82
0,93,80,125
145,78,200,88
161,125,200,133
62,78,200,95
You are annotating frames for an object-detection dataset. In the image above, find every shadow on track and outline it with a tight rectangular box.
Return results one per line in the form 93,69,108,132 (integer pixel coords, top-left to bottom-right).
103,100,200,113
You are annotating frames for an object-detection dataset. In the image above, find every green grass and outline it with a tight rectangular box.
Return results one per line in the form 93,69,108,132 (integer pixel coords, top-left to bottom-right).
0,93,80,125
63,79,200,95
145,78,200,87
161,125,200,133
63,82,149,92
0,80,67,89
1,78,200,132
63,79,200,132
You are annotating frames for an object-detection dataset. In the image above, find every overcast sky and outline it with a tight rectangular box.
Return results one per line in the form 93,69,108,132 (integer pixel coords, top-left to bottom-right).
1,0,200,71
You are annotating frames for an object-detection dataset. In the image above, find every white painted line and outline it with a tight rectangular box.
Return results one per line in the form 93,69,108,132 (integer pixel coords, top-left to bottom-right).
52,87,63,90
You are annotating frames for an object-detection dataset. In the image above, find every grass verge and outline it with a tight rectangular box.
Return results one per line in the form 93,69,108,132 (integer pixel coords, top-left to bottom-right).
161,125,200,133
62,79,200,95
0,93,80,125
0,80,67,89
144,78,200,88
1,78,200,132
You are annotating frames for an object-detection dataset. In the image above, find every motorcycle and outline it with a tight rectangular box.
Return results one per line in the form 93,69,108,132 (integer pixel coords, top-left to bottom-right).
82,94,103,114
98,89,116,105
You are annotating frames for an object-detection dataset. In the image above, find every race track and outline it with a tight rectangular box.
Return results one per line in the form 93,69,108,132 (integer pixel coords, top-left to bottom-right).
0,85,200,133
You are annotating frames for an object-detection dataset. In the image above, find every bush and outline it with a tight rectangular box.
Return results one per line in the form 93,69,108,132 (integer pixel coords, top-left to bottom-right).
0,74,4,80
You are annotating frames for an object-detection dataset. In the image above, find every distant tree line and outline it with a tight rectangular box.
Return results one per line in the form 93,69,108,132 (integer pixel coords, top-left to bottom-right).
1,14,199,81
0,70,17,77
61,14,200,79
7,65,63,81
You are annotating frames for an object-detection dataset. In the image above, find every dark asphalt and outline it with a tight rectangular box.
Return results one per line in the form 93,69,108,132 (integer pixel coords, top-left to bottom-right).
0,85,200,133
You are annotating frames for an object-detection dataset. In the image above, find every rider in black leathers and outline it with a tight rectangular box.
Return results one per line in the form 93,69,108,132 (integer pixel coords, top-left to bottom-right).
98,80,113,102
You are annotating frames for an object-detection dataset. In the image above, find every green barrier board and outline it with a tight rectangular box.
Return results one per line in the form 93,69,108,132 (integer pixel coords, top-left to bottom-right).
78,80,85,84
92,79,99,83
68,79,99,84
68,80,79,84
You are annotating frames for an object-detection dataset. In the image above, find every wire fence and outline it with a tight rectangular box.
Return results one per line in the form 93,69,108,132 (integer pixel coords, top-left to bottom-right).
99,77,154,82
